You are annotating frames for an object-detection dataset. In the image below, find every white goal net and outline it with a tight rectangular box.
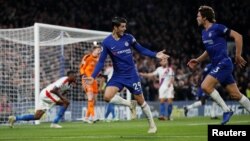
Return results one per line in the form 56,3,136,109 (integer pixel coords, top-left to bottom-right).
0,23,131,125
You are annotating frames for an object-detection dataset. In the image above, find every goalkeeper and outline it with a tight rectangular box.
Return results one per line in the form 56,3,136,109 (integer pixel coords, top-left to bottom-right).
8,71,76,128
79,44,101,123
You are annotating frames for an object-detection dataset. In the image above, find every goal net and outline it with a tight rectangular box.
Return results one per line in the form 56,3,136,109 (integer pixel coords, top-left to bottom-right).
0,23,131,125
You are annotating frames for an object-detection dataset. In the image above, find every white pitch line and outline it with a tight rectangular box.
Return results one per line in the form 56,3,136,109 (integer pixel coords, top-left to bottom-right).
188,120,250,125
0,135,206,140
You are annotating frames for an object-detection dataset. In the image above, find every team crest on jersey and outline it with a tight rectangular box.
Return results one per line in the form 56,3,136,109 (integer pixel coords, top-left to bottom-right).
208,32,212,37
132,38,136,42
125,41,129,46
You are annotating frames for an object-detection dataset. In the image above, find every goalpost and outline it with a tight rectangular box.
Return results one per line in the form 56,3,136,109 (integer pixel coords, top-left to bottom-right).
0,23,132,125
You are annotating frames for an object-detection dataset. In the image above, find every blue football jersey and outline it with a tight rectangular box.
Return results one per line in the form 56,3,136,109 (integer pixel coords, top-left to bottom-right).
92,33,156,78
202,24,235,86
202,23,230,65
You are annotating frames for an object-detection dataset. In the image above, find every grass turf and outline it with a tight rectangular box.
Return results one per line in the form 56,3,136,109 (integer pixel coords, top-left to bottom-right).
0,115,249,141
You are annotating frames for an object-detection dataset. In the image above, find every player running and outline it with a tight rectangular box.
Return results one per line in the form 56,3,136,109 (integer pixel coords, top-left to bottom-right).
187,5,250,125
84,17,169,133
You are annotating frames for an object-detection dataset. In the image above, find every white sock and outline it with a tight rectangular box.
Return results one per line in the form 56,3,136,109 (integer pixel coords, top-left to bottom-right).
210,101,217,117
210,89,230,112
141,102,155,128
187,101,202,110
109,95,131,107
239,95,250,113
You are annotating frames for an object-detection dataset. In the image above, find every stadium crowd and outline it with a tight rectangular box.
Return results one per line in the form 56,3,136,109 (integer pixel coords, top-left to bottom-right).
0,0,249,102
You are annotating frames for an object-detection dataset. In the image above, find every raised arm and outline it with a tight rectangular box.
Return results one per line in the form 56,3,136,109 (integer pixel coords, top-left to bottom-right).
139,72,156,78
133,42,169,60
133,42,157,57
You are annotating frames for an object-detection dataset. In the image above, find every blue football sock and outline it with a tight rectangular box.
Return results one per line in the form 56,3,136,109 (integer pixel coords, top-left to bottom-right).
160,103,166,116
16,114,35,121
105,103,115,119
110,104,115,118
104,108,110,119
53,106,67,124
167,104,173,117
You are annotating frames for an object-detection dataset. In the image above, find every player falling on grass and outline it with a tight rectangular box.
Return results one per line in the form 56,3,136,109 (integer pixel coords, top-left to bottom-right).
140,58,175,121
184,64,220,119
80,44,101,123
187,5,250,125
8,71,76,128
84,17,169,133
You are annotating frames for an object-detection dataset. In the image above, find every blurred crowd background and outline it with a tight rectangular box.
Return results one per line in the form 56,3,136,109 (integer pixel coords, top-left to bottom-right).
0,0,250,102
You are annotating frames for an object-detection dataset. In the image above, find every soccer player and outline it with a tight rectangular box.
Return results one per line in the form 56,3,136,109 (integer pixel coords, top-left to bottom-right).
8,71,76,128
84,17,169,133
80,44,101,123
140,58,175,121
184,64,220,119
187,5,250,125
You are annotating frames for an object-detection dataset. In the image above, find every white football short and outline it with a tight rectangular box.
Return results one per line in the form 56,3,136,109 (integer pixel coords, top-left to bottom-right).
159,86,174,99
37,89,60,110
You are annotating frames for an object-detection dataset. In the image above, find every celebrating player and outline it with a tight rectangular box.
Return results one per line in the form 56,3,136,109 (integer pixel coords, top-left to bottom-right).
80,44,101,123
140,58,175,120
187,5,250,125
84,17,169,133
8,71,76,128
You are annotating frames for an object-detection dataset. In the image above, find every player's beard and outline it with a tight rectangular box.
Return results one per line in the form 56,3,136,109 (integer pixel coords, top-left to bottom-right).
197,20,202,27
117,31,124,37
197,19,206,28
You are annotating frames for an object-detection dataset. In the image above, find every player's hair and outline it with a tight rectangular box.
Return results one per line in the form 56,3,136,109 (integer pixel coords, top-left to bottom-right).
112,17,127,28
67,70,75,76
92,45,101,50
198,5,216,23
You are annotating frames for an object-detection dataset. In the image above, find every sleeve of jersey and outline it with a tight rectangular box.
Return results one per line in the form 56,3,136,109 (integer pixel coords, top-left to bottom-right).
152,68,159,76
91,45,108,78
79,56,88,75
217,24,231,37
170,68,175,76
54,77,64,88
133,42,157,58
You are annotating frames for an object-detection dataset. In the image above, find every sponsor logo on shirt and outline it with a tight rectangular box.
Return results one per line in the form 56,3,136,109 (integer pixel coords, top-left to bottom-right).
117,49,132,54
203,39,214,45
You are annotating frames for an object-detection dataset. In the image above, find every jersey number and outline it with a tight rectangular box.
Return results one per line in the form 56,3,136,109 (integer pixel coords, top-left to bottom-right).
211,67,220,74
133,82,141,90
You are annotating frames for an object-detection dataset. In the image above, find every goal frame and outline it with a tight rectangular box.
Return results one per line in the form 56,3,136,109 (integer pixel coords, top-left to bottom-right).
33,23,113,124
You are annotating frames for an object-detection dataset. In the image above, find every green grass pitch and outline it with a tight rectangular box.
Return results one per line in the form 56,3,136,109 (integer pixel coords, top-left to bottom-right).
0,115,249,141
